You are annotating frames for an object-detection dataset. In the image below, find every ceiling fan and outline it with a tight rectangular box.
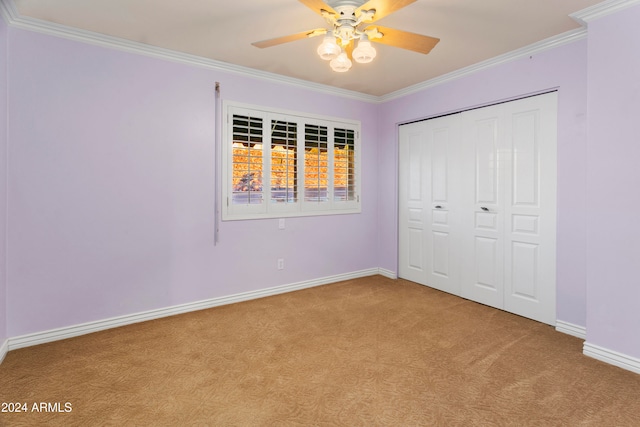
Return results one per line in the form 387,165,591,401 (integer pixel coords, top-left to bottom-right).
252,0,440,72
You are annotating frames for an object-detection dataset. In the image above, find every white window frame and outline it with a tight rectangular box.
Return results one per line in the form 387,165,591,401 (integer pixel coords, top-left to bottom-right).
222,101,361,221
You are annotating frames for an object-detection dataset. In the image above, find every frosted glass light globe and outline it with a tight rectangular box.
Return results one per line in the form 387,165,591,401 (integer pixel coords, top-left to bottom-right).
330,52,352,72
317,35,341,60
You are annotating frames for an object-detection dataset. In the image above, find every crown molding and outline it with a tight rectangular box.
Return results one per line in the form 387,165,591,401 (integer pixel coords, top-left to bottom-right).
0,0,13,26
2,0,639,104
571,0,640,26
0,0,378,103
384,0,640,104
379,28,587,102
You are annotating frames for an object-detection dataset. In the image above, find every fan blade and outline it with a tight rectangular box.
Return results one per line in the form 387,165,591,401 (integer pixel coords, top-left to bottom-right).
369,25,439,55
252,29,327,49
357,0,417,23
299,0,337,16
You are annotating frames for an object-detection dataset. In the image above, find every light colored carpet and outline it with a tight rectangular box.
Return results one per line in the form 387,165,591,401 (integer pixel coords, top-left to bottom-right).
1,275,639,426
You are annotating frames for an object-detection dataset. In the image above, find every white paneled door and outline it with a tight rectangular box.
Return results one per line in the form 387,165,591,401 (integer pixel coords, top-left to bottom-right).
398,125,427,285
501,94,557,324
399,114,460,295
398,92,557,325
459,106,505,310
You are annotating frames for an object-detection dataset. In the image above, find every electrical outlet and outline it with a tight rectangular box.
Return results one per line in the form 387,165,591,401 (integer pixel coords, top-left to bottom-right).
278,218,285,230
277,258,284,270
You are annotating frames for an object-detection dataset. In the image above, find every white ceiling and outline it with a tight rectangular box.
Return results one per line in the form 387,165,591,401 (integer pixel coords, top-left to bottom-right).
12,0,605,97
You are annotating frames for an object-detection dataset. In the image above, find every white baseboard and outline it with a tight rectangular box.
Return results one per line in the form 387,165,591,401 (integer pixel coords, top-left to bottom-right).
0,339,8,364
7,268,380,352
555,320,587,339
583,342,640,375
377,268,397,279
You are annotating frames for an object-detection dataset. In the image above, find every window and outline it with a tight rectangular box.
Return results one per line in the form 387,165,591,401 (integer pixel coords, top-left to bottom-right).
223,102,361,220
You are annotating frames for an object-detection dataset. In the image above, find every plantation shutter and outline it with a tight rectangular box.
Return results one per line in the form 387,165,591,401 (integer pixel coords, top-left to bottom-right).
304,124,329,204
270,120,298,204
334,127,356,203
231,114,264,206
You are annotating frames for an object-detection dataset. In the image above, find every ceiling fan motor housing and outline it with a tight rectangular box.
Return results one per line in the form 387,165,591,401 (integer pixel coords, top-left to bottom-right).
327,1,372,43
326,0,368,10
334,22,356,42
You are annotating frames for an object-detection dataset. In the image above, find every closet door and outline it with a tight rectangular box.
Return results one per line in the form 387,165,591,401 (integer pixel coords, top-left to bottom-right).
398,124,428,285
459,92,557,325
502,93,557,325
399,115,461,295
459,107,505,309
398,92,557,326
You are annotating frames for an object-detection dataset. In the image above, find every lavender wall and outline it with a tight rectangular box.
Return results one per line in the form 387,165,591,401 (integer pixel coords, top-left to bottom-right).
0,16,7,347
377,40,589,328
7,5,640,365
585,5,640,358
6,27,378,337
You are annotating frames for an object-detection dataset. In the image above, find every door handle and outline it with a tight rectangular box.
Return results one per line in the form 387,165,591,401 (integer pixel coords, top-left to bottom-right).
481,207,489,211
435,205,442,209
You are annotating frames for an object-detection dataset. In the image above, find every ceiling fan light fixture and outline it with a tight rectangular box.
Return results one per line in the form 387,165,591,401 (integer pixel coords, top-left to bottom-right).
317,34,341,60
352,34,376,64
252,0,439,75
329,51,352,72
